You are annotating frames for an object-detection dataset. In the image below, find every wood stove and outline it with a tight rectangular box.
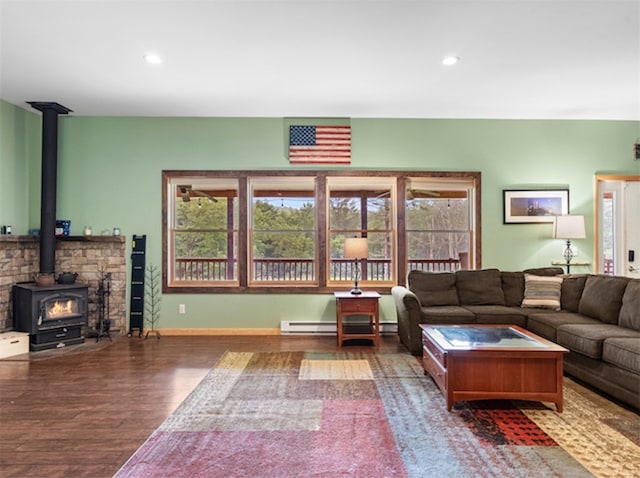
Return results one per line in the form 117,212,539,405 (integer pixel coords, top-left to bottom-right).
10,101,90,351
13,283,88,351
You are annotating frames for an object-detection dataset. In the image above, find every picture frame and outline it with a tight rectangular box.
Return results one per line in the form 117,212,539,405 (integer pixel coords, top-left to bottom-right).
503,189,569,224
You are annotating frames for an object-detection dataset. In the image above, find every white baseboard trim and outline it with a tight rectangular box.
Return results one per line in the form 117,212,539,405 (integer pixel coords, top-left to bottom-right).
155,322,399,336
280,321,398,335
159,328,280,336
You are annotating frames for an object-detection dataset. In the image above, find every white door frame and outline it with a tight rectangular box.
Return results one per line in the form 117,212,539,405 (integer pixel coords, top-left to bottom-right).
595,174,640,275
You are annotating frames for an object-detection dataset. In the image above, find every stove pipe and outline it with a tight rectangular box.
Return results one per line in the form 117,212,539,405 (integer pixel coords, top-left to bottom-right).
27,102,72,286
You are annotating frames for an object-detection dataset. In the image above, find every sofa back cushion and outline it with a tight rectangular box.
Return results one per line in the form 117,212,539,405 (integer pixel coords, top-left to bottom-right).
578,275,630,324
560,275,588,312
618,279,640,331
408,271,459,306
523,267,565,276
501,272,525,306
456,269,505,305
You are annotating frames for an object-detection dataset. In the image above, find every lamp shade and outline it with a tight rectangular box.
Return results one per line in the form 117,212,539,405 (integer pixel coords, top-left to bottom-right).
344,237,369,259
553,215,586,239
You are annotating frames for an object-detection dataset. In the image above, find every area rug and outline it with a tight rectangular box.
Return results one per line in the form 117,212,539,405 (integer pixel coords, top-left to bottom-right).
115,351,640,478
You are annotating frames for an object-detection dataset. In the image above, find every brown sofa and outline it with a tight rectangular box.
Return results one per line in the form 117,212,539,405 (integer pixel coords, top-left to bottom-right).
391,268,640,410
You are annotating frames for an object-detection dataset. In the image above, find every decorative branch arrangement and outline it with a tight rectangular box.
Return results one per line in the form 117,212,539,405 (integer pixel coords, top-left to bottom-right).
144,263,161,339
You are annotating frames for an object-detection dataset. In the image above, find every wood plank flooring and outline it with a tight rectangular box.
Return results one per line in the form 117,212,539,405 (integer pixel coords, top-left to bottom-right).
0,334,407,478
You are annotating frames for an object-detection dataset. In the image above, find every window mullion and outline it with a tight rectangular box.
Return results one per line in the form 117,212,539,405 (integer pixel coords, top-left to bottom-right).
238,176,248,288
317,174,327,287
397,176,407,286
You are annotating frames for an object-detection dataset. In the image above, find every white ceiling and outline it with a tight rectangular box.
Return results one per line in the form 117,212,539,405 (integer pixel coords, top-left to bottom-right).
1,0,639,120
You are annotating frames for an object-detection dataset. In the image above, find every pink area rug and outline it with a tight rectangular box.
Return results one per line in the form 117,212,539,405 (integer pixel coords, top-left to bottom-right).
115,351,640,478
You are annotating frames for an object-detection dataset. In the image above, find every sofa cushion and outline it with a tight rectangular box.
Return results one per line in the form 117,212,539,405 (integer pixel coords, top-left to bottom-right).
462,305,528,328
602,337,640,374
560,275,588,313
618,279,640,331
419,305,475,324
408,271,459,306
456,269,505,305
523,267,565,276
578,275,630,324
521,274,563,310
501,272,525,307
527,312,599,342
556,323,640,360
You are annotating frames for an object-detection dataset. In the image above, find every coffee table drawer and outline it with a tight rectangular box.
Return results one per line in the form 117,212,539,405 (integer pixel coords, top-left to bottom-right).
423,333,446,367
423,345,447,393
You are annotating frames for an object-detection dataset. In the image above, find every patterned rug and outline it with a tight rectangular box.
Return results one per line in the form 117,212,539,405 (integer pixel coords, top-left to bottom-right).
115,351,640,478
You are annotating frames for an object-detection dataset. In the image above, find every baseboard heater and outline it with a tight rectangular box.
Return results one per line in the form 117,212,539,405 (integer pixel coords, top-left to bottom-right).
280,321,398,335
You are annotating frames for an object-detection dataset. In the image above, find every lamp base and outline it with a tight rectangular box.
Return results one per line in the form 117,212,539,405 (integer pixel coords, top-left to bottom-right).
350,288,363,295
563,239,574,274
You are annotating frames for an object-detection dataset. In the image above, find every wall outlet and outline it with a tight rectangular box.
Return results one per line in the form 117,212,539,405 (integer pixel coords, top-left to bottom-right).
179,304,186,314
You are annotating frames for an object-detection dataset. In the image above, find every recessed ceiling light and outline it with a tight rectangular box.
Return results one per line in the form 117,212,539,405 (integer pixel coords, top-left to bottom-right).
144,53,163,65
442,56,460,66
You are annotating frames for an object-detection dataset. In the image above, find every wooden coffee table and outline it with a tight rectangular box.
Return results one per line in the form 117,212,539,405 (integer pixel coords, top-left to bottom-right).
419,324,568,412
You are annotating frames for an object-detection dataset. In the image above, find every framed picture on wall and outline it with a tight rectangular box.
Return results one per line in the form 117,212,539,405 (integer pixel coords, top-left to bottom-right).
503,189,569,224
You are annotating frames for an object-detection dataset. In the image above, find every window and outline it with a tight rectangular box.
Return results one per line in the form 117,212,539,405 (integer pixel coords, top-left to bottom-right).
405,178,475,272
163,170,480,293
327,177,396,287
167,177,239,286
249,177,317,284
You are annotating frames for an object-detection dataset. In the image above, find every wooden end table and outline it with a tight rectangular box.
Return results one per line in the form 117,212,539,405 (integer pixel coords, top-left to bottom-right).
334,291,381,347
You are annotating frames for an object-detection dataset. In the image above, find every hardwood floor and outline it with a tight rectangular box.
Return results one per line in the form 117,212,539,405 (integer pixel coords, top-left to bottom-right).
0,334,407,478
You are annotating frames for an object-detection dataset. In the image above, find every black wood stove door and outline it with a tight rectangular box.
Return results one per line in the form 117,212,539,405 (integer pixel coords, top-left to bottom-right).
13,283,88,334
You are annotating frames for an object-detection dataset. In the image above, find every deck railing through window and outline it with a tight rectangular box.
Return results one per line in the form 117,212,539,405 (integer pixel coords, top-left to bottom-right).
604,258,614,275
175,256,465,282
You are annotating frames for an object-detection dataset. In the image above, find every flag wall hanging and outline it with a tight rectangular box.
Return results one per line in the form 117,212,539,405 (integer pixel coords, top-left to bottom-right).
289,125,351,164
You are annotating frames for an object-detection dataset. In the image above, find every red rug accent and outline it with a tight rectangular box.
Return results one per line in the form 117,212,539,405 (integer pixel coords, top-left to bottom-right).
458,402,557,446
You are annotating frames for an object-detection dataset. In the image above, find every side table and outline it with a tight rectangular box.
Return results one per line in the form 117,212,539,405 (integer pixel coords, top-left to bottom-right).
333,291,381,347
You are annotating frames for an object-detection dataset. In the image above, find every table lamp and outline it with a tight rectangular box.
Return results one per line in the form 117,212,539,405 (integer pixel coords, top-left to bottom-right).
553,215,586,273
344,237,368,295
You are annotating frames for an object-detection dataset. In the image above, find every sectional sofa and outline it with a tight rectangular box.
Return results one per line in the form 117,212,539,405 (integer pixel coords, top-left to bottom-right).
391,268,640,410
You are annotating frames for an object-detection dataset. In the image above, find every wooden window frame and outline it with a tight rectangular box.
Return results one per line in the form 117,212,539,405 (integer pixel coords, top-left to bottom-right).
162,170,481,293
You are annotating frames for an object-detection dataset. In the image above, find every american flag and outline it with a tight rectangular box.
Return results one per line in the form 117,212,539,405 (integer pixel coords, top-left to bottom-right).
289,125,351,164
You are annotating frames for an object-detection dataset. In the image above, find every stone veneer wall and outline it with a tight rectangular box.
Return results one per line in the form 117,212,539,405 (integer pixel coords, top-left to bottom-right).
0,236,127,334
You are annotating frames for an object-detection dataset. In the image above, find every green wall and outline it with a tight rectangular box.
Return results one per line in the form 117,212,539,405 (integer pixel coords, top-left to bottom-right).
2,99,639,330
0,102,40,234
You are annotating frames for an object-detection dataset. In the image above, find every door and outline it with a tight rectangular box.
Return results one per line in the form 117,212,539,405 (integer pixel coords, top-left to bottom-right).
624,181,640,277
596,175,640,277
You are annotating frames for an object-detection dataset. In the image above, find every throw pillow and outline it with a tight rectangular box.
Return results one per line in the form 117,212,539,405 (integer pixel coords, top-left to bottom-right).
521,274,563,310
